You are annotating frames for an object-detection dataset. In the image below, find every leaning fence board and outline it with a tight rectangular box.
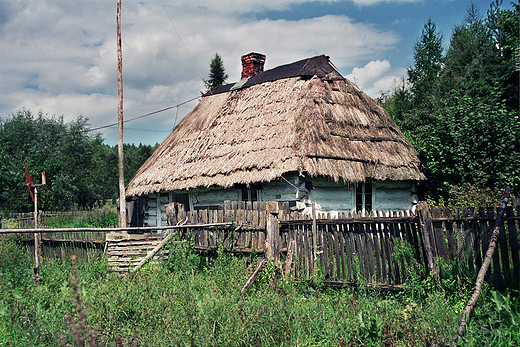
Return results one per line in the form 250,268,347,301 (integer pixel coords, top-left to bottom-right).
431,208,449,261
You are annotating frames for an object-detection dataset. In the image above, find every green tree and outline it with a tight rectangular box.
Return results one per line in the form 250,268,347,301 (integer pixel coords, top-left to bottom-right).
380,2,519,202
204,53,229,91
407,19,444,111
0,109,158,213
378,78,413,133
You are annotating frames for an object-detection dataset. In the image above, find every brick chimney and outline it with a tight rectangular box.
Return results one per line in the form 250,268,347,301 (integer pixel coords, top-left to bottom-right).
241,52,266,78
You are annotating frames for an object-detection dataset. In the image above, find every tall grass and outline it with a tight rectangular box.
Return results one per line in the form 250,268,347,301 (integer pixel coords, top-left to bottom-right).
0,237,518,346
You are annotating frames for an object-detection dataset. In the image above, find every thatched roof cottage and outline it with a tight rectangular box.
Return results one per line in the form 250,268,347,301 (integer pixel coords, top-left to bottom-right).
126,53,426,227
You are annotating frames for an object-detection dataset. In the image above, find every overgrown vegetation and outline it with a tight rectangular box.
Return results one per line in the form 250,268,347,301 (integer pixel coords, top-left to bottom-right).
43,205,119,229
1,235,518,346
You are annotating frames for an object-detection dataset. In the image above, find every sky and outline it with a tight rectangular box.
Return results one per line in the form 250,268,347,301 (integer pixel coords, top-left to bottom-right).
0,0,514,146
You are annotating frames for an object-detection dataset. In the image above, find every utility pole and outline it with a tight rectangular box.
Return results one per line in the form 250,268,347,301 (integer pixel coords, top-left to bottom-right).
117,0,127,231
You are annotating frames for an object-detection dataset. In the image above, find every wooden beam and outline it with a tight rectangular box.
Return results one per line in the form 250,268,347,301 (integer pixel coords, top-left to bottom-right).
241,258,267,295
131,231,174,273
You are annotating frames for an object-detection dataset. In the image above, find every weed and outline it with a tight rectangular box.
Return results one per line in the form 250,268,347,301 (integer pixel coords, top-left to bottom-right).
0,235,515,346
60,257,97,347
463,290,520,346
44,205,118,228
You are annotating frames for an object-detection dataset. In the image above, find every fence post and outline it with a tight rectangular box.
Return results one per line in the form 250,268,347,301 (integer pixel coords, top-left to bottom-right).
312,202,317,276
265,201,280,264
417,201,440,282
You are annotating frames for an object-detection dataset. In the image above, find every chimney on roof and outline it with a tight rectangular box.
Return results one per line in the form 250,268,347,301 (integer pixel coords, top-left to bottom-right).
241,52,266,78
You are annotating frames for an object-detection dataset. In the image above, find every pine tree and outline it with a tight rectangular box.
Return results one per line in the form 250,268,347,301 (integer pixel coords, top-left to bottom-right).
407,19,444,106
204,53,229,91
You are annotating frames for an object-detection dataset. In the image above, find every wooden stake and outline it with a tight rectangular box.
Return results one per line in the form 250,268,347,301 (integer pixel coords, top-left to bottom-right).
241,258,267,295
451,187,511,346
33,187,40,284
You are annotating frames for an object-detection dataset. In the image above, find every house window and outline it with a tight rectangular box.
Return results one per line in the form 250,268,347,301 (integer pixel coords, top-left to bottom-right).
239,184,260,202
172,193,190,211
355,181,372,213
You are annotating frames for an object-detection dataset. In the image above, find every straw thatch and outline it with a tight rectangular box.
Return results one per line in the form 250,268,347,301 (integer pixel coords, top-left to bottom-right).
126,55,426,197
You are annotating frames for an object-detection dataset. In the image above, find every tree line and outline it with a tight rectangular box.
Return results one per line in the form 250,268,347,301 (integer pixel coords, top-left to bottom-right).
379,1,519,205
0,109,158,214
0,53,230,215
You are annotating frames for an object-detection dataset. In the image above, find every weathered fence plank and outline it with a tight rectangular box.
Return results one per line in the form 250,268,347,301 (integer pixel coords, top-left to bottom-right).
5,200,518,291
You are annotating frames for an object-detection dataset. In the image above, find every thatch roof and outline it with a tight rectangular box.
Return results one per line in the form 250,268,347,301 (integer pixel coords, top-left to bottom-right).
126,55,426,197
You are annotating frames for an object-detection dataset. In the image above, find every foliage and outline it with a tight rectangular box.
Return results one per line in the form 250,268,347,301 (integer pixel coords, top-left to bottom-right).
3,234,518,347
427,182,505,209
0,109,157,214
464,290,520,346
204,53,229,91
381,2,520,204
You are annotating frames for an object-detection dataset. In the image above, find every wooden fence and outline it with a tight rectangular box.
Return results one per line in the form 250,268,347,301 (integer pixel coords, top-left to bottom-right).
165,200,520,290
418,204,520,291
2,201,519,290
105,232,169,272
1,228,106,263
1,210,112,262
165,201,423,287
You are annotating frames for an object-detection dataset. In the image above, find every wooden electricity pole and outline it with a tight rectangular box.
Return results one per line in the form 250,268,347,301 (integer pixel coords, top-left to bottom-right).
117,0,127,230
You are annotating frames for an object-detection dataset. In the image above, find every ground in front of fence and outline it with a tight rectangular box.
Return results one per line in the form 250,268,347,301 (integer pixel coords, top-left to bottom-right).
2,237,519,347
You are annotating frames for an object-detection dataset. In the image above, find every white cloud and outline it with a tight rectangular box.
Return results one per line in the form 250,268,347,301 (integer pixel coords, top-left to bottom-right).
346,60,407,97
350,0,420,5
0,0,406,145
162,0,421,14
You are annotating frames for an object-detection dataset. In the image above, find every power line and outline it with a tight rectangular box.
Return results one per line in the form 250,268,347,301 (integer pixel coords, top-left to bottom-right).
160,0,205,86
124,127,171,133
88,95,199,132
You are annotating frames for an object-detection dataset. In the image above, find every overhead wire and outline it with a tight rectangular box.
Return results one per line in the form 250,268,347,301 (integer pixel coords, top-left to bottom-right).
160,0,206,86
3,2,207,135
88,1,208,134
87,95,199,132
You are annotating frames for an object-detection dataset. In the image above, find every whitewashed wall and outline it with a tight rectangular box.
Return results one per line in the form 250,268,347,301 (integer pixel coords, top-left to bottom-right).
140,174,418,227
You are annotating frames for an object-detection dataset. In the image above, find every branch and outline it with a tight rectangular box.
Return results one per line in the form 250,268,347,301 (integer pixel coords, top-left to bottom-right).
451,187,511,346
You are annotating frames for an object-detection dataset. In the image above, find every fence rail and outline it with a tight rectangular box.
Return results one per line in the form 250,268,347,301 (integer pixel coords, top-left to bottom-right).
1,201,519,290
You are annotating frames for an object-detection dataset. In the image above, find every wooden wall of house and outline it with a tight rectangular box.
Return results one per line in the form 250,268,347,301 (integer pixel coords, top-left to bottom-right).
308,177,354,215
373,180,418,212
140,176,418,227
190,186,241,210
143,192,170,227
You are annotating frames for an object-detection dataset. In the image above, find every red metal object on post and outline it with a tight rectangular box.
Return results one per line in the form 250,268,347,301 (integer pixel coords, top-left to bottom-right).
25,164,35,202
